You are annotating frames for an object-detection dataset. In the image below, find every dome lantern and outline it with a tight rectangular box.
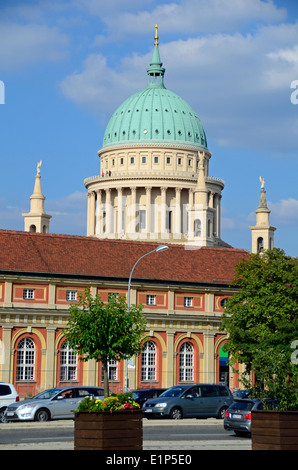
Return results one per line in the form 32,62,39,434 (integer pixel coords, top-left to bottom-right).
146,24,165,88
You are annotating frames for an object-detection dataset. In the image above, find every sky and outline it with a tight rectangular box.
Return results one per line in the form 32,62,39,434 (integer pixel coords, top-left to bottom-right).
0,0,297,257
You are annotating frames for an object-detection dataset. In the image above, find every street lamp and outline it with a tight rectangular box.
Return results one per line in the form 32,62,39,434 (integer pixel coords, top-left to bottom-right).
125,244,169,391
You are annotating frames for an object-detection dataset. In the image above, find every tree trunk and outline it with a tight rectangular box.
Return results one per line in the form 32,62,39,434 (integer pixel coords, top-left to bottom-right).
102,359,109,397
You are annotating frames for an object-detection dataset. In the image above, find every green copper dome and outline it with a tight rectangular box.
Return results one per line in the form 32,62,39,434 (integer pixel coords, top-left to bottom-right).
103,36,207,150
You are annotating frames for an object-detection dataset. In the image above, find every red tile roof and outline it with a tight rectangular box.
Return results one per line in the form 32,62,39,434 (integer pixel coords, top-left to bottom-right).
0,230,249,286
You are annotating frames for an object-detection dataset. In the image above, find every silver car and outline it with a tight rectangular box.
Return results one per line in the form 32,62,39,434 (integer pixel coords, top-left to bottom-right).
224,398,264,435
5,386,104,422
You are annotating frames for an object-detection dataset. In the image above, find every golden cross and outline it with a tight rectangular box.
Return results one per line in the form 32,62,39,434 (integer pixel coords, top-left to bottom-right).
154,24,159,46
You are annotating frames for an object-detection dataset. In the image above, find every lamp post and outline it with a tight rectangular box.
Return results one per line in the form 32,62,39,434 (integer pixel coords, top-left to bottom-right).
125,244,168,391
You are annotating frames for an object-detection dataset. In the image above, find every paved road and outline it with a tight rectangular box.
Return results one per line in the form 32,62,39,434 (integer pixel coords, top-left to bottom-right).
0,418,251,451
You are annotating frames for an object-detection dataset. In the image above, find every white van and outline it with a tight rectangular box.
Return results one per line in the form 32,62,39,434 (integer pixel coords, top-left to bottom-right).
0,383,19,422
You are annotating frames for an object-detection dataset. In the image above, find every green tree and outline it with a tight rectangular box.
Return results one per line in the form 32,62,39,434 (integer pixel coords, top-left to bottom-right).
64,289,147,397
221,248,298,410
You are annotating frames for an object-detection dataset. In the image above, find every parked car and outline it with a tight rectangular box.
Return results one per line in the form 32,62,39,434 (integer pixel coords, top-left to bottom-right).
130,388,167,407
5,386,104,422
142,383,233,419
224,398,264,436
232,389,251,400
0,383,19,423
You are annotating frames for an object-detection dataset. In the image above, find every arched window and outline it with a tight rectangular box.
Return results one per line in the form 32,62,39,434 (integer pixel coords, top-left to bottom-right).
29,225,36,233
257,237,264,253
60,341,78,381
101,360,118,381
219,343,229,385
16,338,35,381
208,219,212,238
194,219,201,237
179,342,194,382
141,341,156,381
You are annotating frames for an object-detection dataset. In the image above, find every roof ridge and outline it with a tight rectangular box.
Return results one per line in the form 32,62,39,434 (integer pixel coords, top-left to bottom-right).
0,230,250,285
0,229,249,253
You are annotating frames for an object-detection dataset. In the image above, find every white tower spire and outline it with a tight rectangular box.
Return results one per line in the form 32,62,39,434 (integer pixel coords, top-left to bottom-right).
250,177,276,253
22,161,51,233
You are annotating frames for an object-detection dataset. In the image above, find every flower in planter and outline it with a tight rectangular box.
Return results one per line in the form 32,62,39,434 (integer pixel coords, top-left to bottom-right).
76,392,140,413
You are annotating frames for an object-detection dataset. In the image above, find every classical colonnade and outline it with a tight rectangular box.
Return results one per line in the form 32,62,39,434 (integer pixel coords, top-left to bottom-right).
86,184,222,243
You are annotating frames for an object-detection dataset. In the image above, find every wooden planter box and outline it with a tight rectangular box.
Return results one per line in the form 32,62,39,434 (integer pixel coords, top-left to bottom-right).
251,410,298,450
74,410,143,450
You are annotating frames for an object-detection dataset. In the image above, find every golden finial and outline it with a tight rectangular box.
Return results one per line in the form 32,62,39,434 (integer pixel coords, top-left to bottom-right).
154,24,159,46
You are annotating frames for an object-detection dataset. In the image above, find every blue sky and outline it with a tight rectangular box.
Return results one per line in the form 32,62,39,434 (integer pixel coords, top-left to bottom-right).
0,0,297,256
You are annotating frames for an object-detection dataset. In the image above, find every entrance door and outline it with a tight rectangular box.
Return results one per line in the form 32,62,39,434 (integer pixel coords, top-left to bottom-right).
219,344,229,386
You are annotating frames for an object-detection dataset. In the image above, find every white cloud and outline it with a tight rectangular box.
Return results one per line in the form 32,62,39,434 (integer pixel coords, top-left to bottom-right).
269,198,298,226
221,217,237,230
47,190,86,213
74,0,153,16
221,197,298,253
60,52,147,121
0,192,87,236
102,0,287,36
60,19,298,155
269,45,298,64
0,22,69,69
47,191,86,235
0,198,24,231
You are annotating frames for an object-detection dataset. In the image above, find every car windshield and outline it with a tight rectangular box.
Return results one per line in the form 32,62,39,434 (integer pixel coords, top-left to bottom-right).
233,390,250,398
131,391,143,399
160,387,185,397
33,388,63,399
229,400,256,411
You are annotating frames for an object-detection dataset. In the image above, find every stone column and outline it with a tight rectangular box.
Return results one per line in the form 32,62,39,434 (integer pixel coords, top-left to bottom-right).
166,331,175,387
96,189,102,235
127,187,136,235
86,192,91,236
106,189,112,235
88,191,96,236
175,187,181,237
146,186,151,235
4,281,12,308
117,188,123,235
48,284,56,310
45,327,56,389
1,326,12,383
215,194,221,238
161,186,167,235
86,359,97,386
203,332,216,383
187,188,194,238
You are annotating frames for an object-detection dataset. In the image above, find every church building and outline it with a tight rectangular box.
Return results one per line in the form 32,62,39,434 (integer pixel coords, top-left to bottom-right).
85,26,227,248
0,27,275,401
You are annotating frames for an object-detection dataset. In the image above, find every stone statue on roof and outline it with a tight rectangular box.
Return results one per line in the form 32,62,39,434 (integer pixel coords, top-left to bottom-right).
37,160,42,175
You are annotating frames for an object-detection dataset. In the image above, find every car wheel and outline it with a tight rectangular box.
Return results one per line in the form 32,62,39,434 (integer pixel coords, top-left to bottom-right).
0,408,7,423
169,407,183,419
217,406,228,419
34,408,50,422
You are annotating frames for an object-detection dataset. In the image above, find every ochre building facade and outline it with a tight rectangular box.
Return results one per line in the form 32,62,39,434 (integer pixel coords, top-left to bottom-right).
0,232,248,398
